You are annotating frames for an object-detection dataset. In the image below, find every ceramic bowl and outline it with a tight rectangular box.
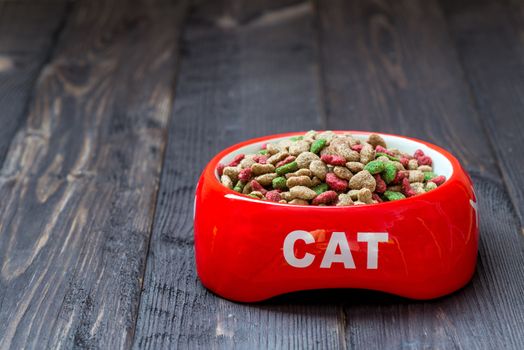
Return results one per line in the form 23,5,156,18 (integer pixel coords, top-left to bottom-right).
194,131,478,302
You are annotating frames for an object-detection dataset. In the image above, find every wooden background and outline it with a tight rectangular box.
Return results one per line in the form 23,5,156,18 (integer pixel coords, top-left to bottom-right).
0,0,523,348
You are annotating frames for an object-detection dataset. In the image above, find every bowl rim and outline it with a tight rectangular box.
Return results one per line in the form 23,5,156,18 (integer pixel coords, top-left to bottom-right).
203,130,465,209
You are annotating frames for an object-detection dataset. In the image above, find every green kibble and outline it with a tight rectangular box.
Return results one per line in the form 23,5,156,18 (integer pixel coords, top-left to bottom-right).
272,176,287,190
248,193,260,198
233,180,245,193
276,161,299,176
313,183,329,194
364,160,385,174
258,149,269,155
384,191,406,201
375,152,400,162
289,136,304,141
424,171,437,181
310,139,327,154
382,163,397,184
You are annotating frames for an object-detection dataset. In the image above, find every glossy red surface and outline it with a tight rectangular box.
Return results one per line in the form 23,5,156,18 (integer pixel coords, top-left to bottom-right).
194,132,478,302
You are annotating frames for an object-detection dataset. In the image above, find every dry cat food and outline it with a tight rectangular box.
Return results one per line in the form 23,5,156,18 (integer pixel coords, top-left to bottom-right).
217,131,447,206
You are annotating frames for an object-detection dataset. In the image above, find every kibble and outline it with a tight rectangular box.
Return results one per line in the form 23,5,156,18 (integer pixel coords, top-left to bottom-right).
276,161,299,176
290,186,317,200
217,131,447,205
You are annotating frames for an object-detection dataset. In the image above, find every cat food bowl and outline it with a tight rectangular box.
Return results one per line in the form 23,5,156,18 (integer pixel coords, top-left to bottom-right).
194,131,478,302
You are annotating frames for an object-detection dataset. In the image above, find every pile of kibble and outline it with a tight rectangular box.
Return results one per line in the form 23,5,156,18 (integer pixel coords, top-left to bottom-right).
217,131,446,206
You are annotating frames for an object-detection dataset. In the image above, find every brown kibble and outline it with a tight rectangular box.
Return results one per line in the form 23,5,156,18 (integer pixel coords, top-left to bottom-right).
347,189,360,200
410,182,426,194
221,174,234,189
242,181,253,194
290,186,318,200
249,191,264,199
337,193,354,206
289,140,310,156
311,176,322,186
346,161,364,173
240,157,256,169
359,142,375,164
266,143,283,155
367,133,387,148
285,168,312,178
309,160,328,180
316,131,336,143
357,188,373,203
286,176,314,188
425,181,437,191
334,166,353,180
408,170,425,183
387,185,402,192
267,151,289,165
251,163,275,175
296,152,320,168
256,173,278,186
280,191,293,201
418,165,433,172
376,156,390,163
289,199,310,205
408,159,419,170
391,161,405,171
349,170,376,192
278,139,294,151
223,166,240,182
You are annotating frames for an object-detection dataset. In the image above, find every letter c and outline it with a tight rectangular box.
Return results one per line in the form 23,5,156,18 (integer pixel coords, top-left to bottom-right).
283,230,315,268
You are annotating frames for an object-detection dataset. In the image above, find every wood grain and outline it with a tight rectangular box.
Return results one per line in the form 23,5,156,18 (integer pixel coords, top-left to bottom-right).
0,0,187,348
317,0,524,348
0,1,68,166
133,1,347,349
441,0,524,230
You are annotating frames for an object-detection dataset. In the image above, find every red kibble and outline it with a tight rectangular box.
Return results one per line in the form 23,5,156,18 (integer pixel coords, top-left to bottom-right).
238,168,252,182
414,149,425,158
217,163,226,176
401,178,417,197
374,174,387,193
325,173,348,192
392,170,408,184
250,180,267,194
253,155,268,164
321,154,347,166
375,145,395,156
372,193,383,203
431,175,446,186
266,190,281,202
261,143,267,150
227,154,245,167
351,144,363,152
400,156,410,168
417,155,432,166
312,190,338,205
276,155,296,168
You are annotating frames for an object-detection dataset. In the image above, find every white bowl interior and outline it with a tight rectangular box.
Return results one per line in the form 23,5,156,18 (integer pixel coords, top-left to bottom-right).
217,133,453,181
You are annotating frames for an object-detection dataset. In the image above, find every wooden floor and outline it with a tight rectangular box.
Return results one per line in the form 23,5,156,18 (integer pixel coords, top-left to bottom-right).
0,0,523,348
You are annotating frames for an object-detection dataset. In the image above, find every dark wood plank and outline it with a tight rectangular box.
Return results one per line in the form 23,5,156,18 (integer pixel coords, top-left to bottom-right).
133,1,347,349
0,0,187,348
0,1,68,166
318,0,524,348
441,0,524,230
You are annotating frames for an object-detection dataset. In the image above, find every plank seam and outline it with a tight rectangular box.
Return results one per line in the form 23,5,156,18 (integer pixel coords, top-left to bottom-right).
129,1,192,347
438,0,524,231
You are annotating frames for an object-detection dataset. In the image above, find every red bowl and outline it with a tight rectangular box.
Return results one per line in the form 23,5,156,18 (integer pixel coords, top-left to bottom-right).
194,131,479,302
